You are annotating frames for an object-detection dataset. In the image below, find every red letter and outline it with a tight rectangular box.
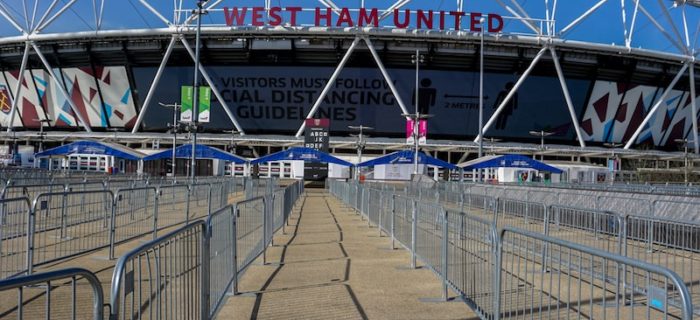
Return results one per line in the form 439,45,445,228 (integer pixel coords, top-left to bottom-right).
417,10,433,29
315,7,332,27
252,7,264,26
470,13,482,32
269,7,283,26
439,11,446,30
336,8,354,27
358,8,378,27
286,7,302,26
394,9,410,28
223,7,247,26
488,14,504,32
449,11,465,30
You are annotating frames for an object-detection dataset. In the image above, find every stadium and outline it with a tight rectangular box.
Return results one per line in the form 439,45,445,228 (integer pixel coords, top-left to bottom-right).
2,1,700,320
0,0,694,179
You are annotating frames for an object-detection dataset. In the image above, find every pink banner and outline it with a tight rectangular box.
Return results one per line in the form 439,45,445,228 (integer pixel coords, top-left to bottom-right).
406,119,428,145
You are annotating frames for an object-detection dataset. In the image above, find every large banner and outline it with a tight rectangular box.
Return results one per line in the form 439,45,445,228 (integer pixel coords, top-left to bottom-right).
0,66,137,128
134,66,590,140
580,81,700,147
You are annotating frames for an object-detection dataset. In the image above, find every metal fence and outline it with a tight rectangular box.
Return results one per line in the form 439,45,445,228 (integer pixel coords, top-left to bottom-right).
0,178,248,280
0,197,33,278
110,180,303,320
110,221,207,320
0,267,104,319
496,227,693,319
329,180,695,320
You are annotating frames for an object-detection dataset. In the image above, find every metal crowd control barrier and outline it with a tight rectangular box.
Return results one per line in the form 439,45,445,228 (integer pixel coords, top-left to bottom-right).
625,214,700,310
156,184,191,225
0,267,104,319
208,205,236,317
0,197,32,278
327,180,696,320
496,227,693,320
29,190,115,274
0,179,247,279
235,196,267,279
110,221,208,320
109,187,158,259
110,180,302,320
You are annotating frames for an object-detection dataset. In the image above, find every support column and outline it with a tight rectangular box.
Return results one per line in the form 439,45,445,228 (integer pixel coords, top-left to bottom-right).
550,47,586,147
625,63,689,149
690,64,699,154
364,37,410,116
295,37,362,137
6,42,30,131
476,47,547,142
32,42,92,132
131,35,177,133
180,37,246,135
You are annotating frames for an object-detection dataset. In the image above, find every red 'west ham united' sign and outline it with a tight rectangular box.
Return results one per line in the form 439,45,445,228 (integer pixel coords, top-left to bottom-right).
223,7,504,33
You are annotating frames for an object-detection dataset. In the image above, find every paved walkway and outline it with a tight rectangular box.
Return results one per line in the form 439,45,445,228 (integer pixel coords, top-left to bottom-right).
218,190,475,320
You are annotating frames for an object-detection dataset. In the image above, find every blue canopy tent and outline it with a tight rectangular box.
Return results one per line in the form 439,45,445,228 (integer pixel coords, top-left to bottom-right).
143,144,247,163
458,154,563,174
356,150,459,170
35,140,144,161
251,147,353,166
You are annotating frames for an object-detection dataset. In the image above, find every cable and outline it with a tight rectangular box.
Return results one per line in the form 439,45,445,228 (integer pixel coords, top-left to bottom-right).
127,0,153,28
59,0,94,31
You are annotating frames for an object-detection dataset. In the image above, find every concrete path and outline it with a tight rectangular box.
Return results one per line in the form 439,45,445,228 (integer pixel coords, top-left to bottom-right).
218,190,476,320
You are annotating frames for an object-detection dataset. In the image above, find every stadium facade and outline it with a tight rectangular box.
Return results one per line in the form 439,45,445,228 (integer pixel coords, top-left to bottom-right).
0,0,697,155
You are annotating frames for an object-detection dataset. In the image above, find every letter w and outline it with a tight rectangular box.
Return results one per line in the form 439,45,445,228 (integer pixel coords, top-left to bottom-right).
224,7,247,26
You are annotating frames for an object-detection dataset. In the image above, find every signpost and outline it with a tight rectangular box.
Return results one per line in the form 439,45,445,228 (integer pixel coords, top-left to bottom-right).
304,118,330,181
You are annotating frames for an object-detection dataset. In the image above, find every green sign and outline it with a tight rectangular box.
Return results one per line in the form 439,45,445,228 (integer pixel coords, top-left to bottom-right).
180,86,211,123
180,86,193,122
198,86,211,123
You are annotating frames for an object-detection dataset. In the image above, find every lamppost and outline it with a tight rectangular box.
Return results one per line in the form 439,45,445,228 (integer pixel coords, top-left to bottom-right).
160,103,181,176
477,17,486,182
190,0,206,180
224,129,240,154
349,125,373,179
34,118,51,152
529,130,554,160
604,142,623,184
675,138,694,185
478,16,486,161
405,50,433,176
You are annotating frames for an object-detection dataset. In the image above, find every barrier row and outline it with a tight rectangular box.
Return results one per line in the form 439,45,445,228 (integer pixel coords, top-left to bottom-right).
433,182,700,220
110,180,303,320
436,187,700,312
0,179,302,319
0,178,244,279
330,180,694,320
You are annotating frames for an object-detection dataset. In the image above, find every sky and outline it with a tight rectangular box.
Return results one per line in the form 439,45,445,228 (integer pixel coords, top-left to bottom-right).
0,0,696,55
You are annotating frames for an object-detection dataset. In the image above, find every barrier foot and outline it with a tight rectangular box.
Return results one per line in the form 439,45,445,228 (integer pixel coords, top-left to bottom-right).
418,297,459,303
